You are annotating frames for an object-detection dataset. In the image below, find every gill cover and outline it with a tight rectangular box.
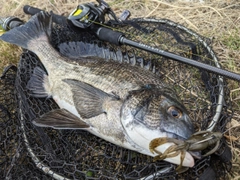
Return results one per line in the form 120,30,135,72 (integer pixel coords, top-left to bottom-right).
121,85,194,141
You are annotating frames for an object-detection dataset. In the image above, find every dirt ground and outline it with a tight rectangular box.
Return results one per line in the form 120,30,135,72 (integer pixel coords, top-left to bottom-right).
0,0,240,179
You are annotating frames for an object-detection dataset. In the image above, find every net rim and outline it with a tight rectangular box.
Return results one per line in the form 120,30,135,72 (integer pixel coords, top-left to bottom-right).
17,18,225,180
138,18,224,132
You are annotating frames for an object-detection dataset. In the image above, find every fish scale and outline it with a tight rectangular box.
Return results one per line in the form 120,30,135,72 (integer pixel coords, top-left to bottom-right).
48,57,164,99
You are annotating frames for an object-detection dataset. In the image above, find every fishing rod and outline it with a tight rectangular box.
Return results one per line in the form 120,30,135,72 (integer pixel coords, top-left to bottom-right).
1,0,240,81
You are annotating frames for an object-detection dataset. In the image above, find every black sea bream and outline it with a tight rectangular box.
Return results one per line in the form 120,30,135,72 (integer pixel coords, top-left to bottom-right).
0,12,195,167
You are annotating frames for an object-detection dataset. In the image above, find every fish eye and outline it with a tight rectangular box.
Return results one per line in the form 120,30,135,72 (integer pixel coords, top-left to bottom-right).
167,106,182,118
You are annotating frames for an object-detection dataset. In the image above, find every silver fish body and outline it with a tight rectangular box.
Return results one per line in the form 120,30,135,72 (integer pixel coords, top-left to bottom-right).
0,12,195,167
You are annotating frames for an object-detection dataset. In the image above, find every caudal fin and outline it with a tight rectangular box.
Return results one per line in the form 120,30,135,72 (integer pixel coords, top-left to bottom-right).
0,11,52,49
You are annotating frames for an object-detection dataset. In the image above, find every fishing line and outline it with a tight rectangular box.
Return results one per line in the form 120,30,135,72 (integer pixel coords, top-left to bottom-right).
90,19,207,62
0,2,233,178
0,15,228,79
20,3,240,81
89,21,240,81
0,2,228,132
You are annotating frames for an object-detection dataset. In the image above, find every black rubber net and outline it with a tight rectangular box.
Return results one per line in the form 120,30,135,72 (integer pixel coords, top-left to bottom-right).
0,18,233,179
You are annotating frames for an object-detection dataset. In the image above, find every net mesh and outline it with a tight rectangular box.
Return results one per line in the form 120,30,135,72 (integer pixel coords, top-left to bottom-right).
0,17,233,179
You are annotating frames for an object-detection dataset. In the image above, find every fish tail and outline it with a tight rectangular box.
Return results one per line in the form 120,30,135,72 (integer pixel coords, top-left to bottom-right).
0,11,52,50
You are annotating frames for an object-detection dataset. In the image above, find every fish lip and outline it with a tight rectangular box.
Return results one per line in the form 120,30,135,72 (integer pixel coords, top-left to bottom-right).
165,131,202,160
165,131,187,141
159,115,195,142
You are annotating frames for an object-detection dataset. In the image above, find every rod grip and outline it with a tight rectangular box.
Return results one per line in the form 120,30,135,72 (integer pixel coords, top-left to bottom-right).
23,5,42,15
96,27,123,45
23,5,67,25
0,17,24,30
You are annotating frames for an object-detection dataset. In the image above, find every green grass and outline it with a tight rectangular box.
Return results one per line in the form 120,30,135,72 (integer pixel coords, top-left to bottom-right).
222,29,240,51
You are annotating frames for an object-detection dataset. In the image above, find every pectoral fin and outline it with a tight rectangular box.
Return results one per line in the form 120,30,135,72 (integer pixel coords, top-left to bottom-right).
32,109,90,129
63,79,119,119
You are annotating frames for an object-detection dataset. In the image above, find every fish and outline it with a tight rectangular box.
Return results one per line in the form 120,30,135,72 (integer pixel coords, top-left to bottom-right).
0,12,196,167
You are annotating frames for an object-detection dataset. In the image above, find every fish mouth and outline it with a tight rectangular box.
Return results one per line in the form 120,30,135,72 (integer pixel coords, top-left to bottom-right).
165,131,202,160
161,119,195,141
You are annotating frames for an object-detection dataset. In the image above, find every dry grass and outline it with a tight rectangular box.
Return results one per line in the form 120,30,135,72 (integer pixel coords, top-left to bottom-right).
1,0,240,178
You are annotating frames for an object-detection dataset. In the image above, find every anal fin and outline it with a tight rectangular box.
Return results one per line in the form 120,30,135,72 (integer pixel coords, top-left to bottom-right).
32,109,90,129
